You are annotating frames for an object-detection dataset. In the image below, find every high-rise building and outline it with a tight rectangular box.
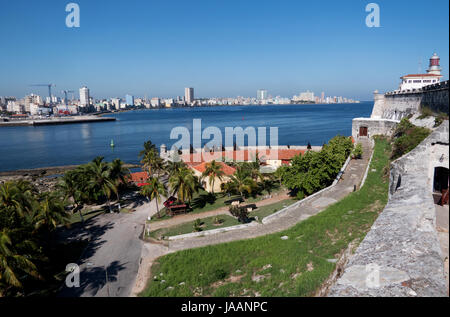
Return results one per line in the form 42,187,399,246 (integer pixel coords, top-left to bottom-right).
298,90,315,102
257,89,268,100
125,94,134,106
185,88,194,104
79,86,90,107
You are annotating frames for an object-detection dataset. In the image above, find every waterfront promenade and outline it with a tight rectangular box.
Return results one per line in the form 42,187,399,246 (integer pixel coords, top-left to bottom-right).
131,139,373,296
0,115,115,127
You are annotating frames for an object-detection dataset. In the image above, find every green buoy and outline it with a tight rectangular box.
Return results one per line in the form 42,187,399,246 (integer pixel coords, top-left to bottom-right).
110,139,115,148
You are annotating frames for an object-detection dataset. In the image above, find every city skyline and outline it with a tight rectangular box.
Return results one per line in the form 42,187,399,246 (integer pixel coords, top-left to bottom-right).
0,0,449,100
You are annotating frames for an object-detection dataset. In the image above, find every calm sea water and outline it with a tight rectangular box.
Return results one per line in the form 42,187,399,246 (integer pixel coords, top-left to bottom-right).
0,103,373,172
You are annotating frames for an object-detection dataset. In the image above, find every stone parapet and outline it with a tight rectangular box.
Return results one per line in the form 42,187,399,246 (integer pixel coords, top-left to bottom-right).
329,121,449,297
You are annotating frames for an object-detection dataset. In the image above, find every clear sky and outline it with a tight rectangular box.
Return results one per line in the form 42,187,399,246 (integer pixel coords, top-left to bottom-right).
0,0,448,100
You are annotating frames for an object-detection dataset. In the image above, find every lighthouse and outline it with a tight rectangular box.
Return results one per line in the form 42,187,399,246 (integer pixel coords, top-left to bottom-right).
399,52,443,91
427,52,442,76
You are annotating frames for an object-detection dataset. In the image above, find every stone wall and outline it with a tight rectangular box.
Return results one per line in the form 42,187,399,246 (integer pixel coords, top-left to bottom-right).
352,118,399,141
421,81,449,114
329,121,449,297
370,80,449,120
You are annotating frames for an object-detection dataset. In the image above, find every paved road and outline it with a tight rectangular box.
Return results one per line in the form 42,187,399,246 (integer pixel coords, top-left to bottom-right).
59,195,162,297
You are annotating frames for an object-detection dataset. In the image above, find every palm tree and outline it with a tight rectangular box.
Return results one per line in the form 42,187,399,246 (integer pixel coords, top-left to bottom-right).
34,192,70,231
227,165,256,199
139,140,157,159
165,160,187,176
0,229,40,295
0,181,35,218
58,170,87,223
201,160,224,194
168,167,199,204
140,178,167,219
109,159,130,211
86,157,117,213
141,148,164,177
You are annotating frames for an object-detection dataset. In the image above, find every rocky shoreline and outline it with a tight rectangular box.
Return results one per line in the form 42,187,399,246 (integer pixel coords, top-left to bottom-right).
0,163,140,193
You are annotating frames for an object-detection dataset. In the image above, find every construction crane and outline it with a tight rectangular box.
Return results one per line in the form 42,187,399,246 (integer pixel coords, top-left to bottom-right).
61,90,75,104
29,84,56,104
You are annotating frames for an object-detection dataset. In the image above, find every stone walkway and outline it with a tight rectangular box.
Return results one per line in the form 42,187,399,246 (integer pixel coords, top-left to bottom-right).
149,191,290,231
131,139,372,296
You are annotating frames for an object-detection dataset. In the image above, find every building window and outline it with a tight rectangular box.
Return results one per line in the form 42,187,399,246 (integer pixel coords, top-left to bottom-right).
413,80,421,83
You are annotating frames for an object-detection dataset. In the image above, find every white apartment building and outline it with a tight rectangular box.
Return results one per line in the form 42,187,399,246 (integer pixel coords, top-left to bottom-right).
79,86,90,107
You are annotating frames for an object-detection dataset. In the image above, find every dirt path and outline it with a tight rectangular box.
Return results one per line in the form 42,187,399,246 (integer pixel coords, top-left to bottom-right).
149,191,291,231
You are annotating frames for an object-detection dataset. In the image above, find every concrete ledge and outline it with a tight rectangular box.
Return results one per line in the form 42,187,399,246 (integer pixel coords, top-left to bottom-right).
167,221,259,241
329,121,449,297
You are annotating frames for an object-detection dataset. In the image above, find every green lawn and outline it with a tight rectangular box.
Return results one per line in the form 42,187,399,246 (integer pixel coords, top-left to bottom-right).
250,199,297,222
149,215,241,240
150,185,285,223
69,207,106,224
140,137,391,297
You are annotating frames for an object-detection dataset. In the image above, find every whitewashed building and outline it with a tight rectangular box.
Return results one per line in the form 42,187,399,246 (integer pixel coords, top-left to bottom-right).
399,53,442,91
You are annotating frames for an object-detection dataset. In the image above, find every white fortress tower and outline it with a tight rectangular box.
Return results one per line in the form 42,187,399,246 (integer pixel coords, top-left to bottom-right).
399,53,443,91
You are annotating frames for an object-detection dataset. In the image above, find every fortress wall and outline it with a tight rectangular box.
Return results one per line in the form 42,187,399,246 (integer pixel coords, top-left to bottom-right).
421,81,449,114
370,80,449,121
329,121,449,297
352,118,399,141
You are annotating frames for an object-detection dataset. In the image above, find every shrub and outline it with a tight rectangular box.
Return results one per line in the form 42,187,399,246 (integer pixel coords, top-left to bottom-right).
229,205,250,223
391,118,431,160
296,191,305,200
214,268,227,280
418,106,434,119
193,219,203,232
353,143,363,159
434,112,449,127
213,216,223,225
282,135,353,196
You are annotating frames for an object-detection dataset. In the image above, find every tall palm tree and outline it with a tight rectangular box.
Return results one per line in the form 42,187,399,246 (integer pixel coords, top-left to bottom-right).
168,167,199,204
227,165,256,199
140,178,167,219
141,149,164,177
86,157,117,213
109,159,130,211
201,160,224,194
139,140,157,159
34,193,69,231
0,229,40,295
0,181,35,218
58,170,87,223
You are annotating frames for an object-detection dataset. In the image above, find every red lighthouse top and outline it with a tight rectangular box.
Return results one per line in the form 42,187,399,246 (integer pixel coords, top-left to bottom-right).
427,53,441,75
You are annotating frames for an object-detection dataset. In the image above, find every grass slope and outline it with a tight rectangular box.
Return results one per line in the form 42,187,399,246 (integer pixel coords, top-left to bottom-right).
140,138,391,297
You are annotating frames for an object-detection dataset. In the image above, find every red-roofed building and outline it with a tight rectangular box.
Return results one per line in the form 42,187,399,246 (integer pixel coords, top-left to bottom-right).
128,172,149,187
189,161,236,193
399,53,442,91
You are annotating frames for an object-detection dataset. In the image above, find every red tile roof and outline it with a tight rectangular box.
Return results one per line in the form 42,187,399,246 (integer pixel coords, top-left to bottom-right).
191,161,236,176
181,149,305,164
129,172,149,183
401,74,442,78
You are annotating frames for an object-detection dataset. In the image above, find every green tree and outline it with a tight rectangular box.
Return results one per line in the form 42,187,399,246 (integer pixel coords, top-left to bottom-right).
86,157,117,213
201,160,225,194
34,192,69,231
109,159,130,211
168,167,199,204
226,165,257,199
140,178,167,219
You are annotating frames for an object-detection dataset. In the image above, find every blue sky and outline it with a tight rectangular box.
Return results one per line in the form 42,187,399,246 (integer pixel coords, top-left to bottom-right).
0,0,448,100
